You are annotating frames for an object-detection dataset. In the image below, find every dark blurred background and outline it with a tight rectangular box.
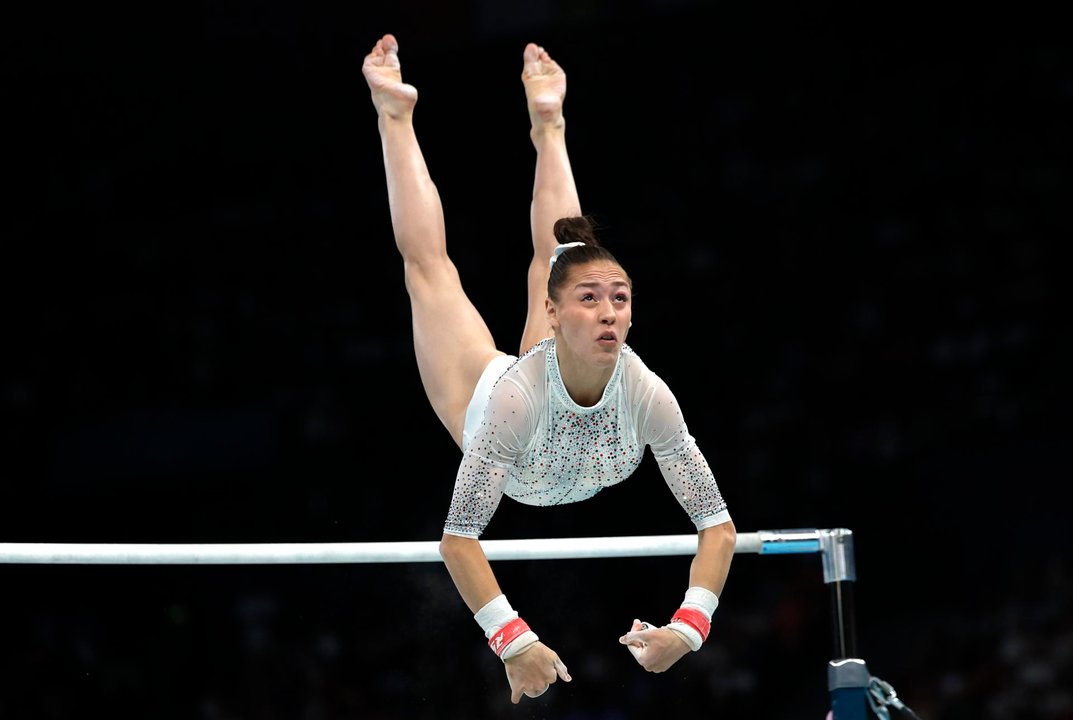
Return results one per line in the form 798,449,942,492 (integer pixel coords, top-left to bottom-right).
3,1,1070,719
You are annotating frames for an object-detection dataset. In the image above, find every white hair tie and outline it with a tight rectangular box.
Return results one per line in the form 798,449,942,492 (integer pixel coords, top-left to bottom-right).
549,241,586,269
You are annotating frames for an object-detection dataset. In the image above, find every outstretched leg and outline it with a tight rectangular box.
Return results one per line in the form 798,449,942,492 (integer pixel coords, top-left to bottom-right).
518,43,582,356
363,34,503,447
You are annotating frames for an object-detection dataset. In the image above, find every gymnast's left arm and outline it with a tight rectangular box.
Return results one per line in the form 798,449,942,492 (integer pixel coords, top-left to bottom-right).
620,380,737,672
619,521,736,672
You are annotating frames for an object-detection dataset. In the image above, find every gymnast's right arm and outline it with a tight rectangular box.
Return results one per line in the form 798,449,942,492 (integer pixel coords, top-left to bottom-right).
438,445,571,703
439,531,571,703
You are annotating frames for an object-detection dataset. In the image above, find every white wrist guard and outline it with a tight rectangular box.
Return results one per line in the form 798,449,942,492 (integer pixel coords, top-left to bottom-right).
666,622,703,652
666,586,719,652
475,594,539,661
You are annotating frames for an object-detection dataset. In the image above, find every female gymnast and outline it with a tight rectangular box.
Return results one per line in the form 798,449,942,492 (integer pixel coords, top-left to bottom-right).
361,33,737,704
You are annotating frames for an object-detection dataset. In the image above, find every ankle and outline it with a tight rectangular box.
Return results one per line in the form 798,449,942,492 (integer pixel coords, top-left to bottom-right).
529,118,566,143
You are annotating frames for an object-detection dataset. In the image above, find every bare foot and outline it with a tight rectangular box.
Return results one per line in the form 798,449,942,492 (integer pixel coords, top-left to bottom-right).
362,33,418,120
521,43,566,131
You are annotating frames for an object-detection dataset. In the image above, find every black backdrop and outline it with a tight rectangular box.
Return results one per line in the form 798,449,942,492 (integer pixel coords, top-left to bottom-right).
4,2,1070,719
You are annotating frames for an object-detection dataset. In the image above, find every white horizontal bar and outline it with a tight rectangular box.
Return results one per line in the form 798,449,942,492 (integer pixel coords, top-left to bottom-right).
0,531,839,565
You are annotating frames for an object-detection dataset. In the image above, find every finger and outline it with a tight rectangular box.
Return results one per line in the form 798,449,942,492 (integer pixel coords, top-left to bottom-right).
621,618,656,644
554,658,572,682
511,686,523,705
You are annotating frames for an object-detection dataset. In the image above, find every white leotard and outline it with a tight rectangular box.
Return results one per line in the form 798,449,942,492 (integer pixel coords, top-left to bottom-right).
445,338,731,538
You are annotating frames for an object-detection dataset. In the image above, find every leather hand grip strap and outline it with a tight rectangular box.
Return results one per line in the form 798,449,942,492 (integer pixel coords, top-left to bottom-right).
489,617,532,657
670,607,711,642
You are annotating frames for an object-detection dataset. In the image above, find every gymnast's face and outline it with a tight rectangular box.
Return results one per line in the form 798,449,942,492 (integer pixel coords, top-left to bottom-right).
546,260,632,369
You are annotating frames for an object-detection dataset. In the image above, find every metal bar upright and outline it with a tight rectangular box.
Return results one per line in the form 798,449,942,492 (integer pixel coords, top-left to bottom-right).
821,529,870,720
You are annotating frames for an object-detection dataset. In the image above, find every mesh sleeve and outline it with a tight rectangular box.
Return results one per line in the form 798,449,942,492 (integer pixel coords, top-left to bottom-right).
443,376,535,538
641,378,730,529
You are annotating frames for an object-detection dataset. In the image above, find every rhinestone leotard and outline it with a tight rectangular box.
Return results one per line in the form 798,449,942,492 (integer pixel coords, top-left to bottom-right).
444,338,731,538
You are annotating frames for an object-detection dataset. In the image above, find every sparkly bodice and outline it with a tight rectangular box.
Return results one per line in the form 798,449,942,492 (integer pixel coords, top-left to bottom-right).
444,339,729,538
